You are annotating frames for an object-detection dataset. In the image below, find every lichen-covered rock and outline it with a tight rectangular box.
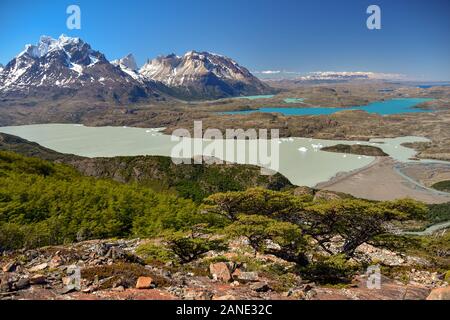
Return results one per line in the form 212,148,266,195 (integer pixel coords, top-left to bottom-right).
135,276,155,289
209,262,231,282
426,286,450,300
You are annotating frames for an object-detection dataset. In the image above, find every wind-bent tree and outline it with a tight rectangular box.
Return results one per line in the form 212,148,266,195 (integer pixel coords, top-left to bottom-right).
200,187,311,221
202,188,428,260
163,224,227,263
304,198,428,257
225,214,310,266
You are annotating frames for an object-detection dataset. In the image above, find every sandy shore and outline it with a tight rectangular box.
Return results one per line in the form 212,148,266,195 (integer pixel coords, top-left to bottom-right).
316,157,450,204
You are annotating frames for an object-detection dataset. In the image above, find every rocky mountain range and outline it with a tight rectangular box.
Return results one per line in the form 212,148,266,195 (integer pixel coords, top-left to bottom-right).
0,35,163,103
139,51,271,100
0,35,272,103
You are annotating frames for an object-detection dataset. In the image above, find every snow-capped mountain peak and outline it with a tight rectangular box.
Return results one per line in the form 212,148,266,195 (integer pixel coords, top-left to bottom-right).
0,35,112,91
111,54,141,80
139,50,270,99
0,35,162,103
111,53,138,71
0,36,271,102
18,35,82,59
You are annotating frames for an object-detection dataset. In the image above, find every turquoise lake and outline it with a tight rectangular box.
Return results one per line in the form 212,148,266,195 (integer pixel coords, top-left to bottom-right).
223,98,434,116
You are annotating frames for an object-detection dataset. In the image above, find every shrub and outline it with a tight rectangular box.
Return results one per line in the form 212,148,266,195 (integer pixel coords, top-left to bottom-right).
428,202,450,223
163,225,227,263
136,242,176,264
302,254,359,285
445,270,450,283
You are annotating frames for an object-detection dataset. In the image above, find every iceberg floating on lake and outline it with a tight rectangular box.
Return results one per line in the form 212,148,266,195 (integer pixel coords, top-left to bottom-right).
311,143,323,151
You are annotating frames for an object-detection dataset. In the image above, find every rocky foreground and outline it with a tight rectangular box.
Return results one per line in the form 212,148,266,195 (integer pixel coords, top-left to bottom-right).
1,239,448,300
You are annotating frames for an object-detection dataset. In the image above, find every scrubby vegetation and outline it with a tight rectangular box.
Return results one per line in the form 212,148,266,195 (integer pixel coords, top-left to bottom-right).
81,262,172,289
321,144,388,156
431,180,450,193
427,202,450,223
70,155,293,203
0,151,203,250
371,231,450,272
0,151,447,286
0,133,292,203
202,188,427,258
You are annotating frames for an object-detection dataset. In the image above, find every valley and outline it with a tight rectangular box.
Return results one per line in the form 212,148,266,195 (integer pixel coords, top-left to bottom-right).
0,34,449,302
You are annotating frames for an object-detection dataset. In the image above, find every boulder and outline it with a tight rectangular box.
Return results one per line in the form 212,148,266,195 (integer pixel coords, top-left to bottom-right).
286,289,306,299
30,274,47,285
233,270,259,283
59,285,78,295
29,263,48,272
2,261,17,273
49,255,63,268
62,276,73,287
209,262,231,282
0,276,12,292
135,276,155,289
212,294,236,300
231,268,241,279
426,286,450,300
111,285,125,292
250,282,271,292
13,278,30,291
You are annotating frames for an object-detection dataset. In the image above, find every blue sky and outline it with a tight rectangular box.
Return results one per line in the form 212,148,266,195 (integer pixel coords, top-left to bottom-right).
0,0,449,80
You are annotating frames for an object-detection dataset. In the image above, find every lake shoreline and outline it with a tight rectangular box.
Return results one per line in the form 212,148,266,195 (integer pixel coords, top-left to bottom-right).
315,156,383,189
1,123,449,202
316,157,450,204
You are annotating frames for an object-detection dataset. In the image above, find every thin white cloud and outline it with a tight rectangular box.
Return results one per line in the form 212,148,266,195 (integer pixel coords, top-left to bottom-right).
253,70,281,74
298,71,406,81
254,70,406,81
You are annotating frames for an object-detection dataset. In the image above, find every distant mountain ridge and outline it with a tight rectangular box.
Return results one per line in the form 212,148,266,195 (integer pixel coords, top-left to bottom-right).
0,35,273,102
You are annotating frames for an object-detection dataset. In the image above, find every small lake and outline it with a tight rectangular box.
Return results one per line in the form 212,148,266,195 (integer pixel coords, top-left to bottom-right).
417,83,450,89
0,124,438,187
235,95,275,100
283,98,305,104
223,98,434,116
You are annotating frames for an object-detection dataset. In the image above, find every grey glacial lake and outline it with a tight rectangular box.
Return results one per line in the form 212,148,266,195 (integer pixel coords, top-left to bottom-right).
0,124,437,187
